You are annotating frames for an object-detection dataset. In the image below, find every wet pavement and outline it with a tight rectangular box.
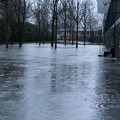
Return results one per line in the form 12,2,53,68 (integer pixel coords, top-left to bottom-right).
0,43,120,120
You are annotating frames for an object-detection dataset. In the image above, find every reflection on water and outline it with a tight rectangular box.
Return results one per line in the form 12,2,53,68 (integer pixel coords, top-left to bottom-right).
0,58,26,120
0,44,120,120
95,58,120,119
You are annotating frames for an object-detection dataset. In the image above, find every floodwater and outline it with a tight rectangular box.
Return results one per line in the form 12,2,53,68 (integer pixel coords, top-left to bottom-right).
0,43,120,120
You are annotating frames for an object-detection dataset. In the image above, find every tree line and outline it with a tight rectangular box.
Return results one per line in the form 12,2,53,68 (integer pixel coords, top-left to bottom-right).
0,0,101,48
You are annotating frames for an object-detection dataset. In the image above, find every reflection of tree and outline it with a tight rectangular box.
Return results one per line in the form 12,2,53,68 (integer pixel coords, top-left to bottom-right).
50,61,78,93
0,60,25,80
0,59,26,101
51,63,57,92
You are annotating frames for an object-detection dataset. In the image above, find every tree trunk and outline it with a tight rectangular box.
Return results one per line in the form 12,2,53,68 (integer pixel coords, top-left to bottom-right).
64,19,66,46
18,31,23,47
38,22,41,45
51,1,56,47
72,29,74,45
18,0,26,47
51,14,54,47
64,2,67,46
55,3,57,49
76,22,78,48
10,24,14,45
84,20,86,46
5,0,8,48
76,1,79,48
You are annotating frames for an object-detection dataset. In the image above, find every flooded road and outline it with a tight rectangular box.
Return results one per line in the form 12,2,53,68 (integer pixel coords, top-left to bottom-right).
0,44,120,120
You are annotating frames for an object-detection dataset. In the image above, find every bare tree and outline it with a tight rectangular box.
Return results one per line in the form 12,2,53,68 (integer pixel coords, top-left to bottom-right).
49,0,59,48
81,0,97,45
54,0,58,48
81,0,88,46
68,0,82,48
0,0,9,48
32,0,42,45
9,0,31,47
5,0,8,48
40,0,50,44
17,0,26,47
59,0,67,46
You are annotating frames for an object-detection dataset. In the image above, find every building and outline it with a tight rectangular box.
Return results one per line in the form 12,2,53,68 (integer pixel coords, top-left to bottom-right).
97,0,120,59
57,27,102,43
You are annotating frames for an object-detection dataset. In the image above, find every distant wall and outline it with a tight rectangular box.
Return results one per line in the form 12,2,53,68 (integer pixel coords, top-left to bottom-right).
79,36,103,43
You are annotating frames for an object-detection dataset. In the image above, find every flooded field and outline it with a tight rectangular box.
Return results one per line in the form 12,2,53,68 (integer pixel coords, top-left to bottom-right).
0,43,120,120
